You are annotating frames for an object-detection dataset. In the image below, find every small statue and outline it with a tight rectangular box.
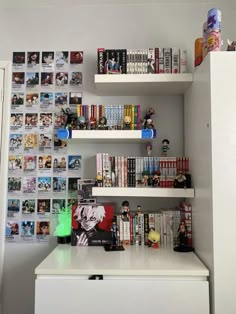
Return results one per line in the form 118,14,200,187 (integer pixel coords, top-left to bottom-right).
143,107,155,129
161,139,170,156
121,200,130,220
136,205,142,215
123,115,131,130
174,171,187,188
77,116,86,130
96,172,103,187
89,117,97,130
152,171,160,187
142,171,149,186
227,39,236,51
147,228,160,249
177,221,188,246
145,142,152,156
98,116,108,130
104,175,111,187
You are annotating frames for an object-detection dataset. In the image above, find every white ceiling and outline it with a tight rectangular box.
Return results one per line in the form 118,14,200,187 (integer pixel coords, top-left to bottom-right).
0,0,221,9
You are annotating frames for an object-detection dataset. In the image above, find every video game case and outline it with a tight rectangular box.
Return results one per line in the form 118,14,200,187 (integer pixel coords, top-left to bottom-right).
97,48,105,74
172,48,180,73
164,48,172,73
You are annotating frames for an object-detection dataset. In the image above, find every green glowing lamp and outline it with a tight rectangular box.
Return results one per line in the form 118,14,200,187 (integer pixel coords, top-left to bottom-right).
55,205,72,244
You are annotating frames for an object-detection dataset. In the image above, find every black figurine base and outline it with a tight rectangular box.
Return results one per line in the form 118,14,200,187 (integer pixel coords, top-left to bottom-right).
57,235,71,244
104,244,125,252
174,245,194,253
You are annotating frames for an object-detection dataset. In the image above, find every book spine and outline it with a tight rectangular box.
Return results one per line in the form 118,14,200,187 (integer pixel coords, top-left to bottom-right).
164,48,172,73
172,48,180,73
144,213,149,245
147,48,155,74
155,48,159,73
180,49,187,73
159,48,164,73
97,48,105,74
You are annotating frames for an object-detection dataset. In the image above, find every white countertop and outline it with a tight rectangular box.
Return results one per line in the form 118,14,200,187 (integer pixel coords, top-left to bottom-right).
35,245,209,277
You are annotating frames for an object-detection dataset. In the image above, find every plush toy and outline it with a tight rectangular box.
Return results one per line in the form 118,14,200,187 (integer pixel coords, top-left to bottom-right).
147,229,160,249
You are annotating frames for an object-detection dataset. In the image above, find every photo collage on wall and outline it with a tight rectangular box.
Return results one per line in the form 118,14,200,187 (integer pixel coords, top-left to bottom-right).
6,50,83,243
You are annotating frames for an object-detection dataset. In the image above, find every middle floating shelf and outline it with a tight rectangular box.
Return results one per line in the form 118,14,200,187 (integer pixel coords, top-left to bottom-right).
92,187,195,198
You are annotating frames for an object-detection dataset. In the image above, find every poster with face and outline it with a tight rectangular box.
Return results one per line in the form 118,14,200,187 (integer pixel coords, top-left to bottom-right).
36,221,50,242
11,92,24,111
22,199,36,218
27,51,40,70
13,52,25,69
7,199,20,219
6,221,20,242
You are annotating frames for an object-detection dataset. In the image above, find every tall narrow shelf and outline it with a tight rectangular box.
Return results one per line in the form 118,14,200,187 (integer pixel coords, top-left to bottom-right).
92,187,194,198
94,73,193,95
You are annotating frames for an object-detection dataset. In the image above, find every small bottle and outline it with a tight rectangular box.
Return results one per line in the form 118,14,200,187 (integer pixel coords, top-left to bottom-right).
194,38,203,67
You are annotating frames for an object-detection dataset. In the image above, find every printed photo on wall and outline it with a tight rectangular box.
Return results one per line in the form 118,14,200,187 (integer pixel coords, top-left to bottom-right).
26,92,39,110
41,72,54,87
6,221,20,242
10,113,23,132
8,177,21,194
25,113,38,130
36,221,50,241
41,51,54,69
39,112,53,130
39,133,53,152
37,176,52,193
53,133,67,152
26,72,39,89
11,92,24,111
23,133,38,153
69,71,82,89
68,177,81,193
70,51,83,65
27,51,40,68
12,72,25,89
52,176,66,193
9,134,23,154
52,199,65,214
21,220,35,241
23,155,37,174
22,199,36,217
37,155,52,172
7,199,20,218
40,92,53,111
78,179,96,204
53,155,67,173
13,52,25,68
53,112,66,129
55,72,68,87
22,176,36,194
55,92,67,106
68,155,82,176
8,155,23,174
69,92,82,105
55,51,69,68
37,199,51,216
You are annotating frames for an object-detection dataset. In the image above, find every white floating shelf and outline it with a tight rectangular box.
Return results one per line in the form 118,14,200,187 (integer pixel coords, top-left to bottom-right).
71,130,155,143
92,187,195,198
94,73,193,96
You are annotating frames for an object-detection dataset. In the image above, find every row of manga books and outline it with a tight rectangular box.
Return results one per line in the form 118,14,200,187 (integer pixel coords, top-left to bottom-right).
96,154,190,188
97,48,187,74
114,202,192,248
77,104,141,130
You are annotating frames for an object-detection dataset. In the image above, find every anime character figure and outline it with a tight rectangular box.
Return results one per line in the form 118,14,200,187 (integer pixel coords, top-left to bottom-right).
77,116,86,130
146,142,152,156
111,219,118,247
121,200,130,220
123,115,131,130
142,171,149,186
227,39,236,51
143,107,155,129
161,139,170,156
147,229,160,249
137,205,142,214
177,221,188,246
89,117,97,130
152,171,160,187
104,175,111,187
174,171,187,188
98,116,107,130
96,172,103,187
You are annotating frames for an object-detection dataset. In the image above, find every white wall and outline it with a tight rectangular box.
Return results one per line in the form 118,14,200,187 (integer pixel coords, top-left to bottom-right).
0,2,235,314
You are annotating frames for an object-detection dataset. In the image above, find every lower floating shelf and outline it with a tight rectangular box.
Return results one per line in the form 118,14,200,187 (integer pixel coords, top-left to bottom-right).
92,187,194,198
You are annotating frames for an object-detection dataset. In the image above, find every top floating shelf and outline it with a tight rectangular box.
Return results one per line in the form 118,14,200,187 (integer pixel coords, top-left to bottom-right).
94,73,193,96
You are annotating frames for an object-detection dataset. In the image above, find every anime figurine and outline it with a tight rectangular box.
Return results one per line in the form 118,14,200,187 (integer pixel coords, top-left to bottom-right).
121,200,130,220
227,39,236,51
77,116,86,130
111,219,119,247
147,229,160,249
161,139,170,156
137,205,142,214
152,171,160,187
146,142,152,157
104,175,111,187
142,171,149,186
174,220,193,252
174,171,187,188
143,107,155,129
96,172,103,187
98,116,108,130
123,115,131,130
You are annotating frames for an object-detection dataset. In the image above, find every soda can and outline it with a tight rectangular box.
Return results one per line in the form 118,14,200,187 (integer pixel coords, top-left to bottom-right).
207,8,222,32
207,29,221,52
194,38,203,67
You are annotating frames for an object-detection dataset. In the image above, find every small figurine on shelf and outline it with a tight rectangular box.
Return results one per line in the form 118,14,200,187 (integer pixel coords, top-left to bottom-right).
145,142,152,157
161,139,170,156
77,116,86,130
137,205,142,215
227,39,236,51
121,200,130,220
174,220,193,252
111,218,119,248
96,172,103,187
89,117,97,130
147,228,160,249
98,116,108,130
143,107,155,129
174,171,187,188
104,175,112,187
123,115,132,130
152,171,161,187
142,171,149,186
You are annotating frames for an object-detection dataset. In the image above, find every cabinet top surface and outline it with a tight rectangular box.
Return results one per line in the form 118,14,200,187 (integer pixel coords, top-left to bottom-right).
35,245,209,277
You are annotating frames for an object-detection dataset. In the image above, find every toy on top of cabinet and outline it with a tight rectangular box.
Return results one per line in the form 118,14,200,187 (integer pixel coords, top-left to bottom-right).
161,138,170,156
143,107,155,129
